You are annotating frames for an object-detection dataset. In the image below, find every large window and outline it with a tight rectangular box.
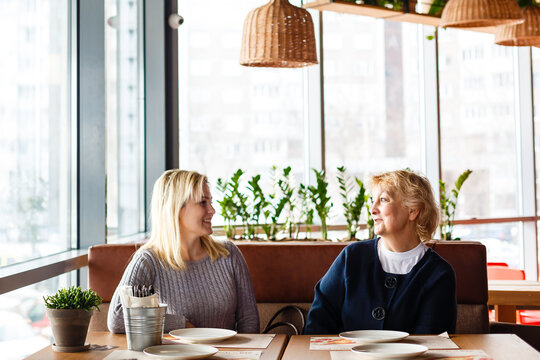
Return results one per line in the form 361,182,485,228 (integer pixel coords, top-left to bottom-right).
105,0,145,241
323,14,422,228
173,3,539,276
0,1,74,356
438,29,521,265
177,0,306,208
0,0,72,265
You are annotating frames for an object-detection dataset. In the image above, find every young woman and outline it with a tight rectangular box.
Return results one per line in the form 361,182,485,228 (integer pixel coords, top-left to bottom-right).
108,170,259,333
305,169,457,335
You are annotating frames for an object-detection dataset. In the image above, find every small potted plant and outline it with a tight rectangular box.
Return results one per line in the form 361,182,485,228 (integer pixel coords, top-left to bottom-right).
439,169,472,240
336,166,367,241
44,286,102,352
308,169,333,241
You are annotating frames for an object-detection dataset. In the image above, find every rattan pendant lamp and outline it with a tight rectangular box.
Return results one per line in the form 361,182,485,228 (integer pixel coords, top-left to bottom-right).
440,0,524,28
495,5,540,46
240,0,318,68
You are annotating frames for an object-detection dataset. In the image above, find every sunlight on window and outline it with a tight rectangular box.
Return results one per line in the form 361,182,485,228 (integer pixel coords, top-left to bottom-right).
0,0,72,265
323,13,422,229
439,29,520,265
177,0,306,226
105,0,145,241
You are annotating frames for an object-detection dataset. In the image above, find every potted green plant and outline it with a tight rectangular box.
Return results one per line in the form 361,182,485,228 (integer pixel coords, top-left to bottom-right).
44,286,102,352
229,169,251,239
298,183,315,240
439,169,472,240
216,176,237,239
416,0,447,15
336,166,367,241
276,166,297,239
247,173,269,240
260,166,288,241
308,169,332,241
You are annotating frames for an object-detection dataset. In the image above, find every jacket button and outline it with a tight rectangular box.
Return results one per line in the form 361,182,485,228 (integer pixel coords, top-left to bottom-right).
385,276,397,288
372,306,385,320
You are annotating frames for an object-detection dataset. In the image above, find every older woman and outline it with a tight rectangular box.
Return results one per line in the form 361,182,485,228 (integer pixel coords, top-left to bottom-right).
108,170,259,333
305,169,457,335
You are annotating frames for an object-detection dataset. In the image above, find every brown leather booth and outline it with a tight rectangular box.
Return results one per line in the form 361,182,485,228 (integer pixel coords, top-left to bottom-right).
88,240,488,334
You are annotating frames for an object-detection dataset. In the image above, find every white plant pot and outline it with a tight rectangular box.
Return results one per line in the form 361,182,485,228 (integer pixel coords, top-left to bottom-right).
417,0,434,14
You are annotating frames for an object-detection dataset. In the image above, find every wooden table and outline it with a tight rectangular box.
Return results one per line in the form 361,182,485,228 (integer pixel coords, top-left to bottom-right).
25,331,288,360
489,280,540,323
281,334,539,360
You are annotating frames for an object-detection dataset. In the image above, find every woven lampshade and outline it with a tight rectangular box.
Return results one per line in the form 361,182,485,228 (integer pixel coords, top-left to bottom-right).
440,0,524,28
240,0,318,68
495,6,540,46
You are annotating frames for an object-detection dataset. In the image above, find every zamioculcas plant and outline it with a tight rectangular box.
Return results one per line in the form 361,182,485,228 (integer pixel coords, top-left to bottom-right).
336,166,367,240
260,209,275,241
298,183,314,239
229,169,251,239
439,169,473,240
216,177,237,239
277,166,297,239
428,0,447,16
247,174,268,240
308,169,332,240
256,166,285,241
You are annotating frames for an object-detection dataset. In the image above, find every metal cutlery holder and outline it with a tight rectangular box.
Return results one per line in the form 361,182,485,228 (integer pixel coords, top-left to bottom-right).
123,304,167,351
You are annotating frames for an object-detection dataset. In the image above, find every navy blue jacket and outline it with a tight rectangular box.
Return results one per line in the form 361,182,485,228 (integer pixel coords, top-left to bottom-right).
305,239,457,335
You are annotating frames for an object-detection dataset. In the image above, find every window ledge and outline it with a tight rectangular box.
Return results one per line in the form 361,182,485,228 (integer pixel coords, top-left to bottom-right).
0,250,88,295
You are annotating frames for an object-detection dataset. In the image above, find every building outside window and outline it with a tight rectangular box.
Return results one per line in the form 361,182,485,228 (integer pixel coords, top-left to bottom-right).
438,29,521,268
175,2,540,273
0,0,72,265
323,13,422,231
177,0,306,227
0,1,73,357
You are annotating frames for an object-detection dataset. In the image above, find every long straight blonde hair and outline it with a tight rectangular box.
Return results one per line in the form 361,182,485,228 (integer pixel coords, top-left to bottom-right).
141,169,229,271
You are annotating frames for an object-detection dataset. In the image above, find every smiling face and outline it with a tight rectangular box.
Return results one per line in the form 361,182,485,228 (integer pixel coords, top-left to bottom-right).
371,185,418,242
178,183,215,240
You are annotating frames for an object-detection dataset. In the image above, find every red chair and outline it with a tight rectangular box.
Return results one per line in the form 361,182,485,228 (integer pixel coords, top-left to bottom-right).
520,311,540,325
487,262,509,267
487,265,523,322
487,266,524,281
487,265,540,324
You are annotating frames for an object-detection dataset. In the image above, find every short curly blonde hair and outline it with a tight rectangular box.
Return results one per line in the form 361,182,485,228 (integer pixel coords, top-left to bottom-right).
368,169,440,243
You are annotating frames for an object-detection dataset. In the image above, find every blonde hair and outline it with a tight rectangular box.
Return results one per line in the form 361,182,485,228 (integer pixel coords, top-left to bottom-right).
141,169,229,271
368,169,440,243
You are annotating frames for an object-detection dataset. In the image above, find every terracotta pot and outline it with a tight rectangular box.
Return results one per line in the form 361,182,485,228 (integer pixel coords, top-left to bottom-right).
408,0,417,13
46,308,93,348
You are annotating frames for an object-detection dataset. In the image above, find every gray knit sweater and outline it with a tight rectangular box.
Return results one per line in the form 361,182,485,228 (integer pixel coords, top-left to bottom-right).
107,240,259,333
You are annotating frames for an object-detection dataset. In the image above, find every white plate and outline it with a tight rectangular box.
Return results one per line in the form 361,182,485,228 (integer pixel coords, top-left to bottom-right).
351,343,428,359
143,344,218,359
339,330,409,343
169,328,237,343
